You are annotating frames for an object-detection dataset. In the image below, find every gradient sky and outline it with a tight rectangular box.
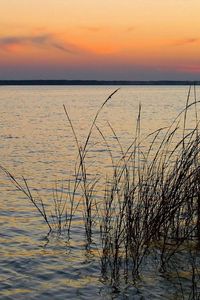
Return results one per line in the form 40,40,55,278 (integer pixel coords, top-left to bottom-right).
0,0,200,80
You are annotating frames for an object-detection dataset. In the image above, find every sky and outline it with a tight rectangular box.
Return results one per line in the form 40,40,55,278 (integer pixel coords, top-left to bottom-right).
0,0,200,80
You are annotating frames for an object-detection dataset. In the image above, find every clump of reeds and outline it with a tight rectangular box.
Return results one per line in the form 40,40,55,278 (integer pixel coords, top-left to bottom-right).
95,86,200,292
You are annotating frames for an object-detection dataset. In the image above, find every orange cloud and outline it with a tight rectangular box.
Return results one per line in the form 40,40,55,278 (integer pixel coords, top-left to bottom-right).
80,26,102,32
173,38,200,46
125,26,135,33
0,33,82,54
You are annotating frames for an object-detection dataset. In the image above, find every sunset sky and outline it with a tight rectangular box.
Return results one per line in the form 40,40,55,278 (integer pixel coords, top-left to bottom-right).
1,0,200,80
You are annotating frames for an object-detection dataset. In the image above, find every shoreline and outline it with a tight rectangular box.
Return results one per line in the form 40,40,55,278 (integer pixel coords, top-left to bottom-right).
0,80,199,86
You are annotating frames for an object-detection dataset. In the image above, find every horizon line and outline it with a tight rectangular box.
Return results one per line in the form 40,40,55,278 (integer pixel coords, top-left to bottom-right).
0,79,199,86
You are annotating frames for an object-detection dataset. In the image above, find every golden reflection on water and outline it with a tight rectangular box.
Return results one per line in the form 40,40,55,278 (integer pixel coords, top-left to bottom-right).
3,289,32,297
64,276,99,288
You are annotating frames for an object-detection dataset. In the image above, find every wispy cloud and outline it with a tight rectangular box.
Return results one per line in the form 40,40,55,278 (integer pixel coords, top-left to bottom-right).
125,26,135,33
80,26,102,32
173,38,199,46
0,33,80,54
175,64,200,73
80,25,135,34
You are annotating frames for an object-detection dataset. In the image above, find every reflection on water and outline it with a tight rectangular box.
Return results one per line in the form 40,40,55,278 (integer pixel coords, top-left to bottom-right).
0,85,199,299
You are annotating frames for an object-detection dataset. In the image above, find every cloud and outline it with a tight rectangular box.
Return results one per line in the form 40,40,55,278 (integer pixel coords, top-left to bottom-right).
173,38,199,46
175,64,200,73
0,33,79,54
80,25,136,34
126,26,135,33
80,26,102,32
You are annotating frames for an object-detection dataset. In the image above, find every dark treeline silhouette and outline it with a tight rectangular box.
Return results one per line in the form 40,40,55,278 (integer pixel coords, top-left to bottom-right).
0,80,199,86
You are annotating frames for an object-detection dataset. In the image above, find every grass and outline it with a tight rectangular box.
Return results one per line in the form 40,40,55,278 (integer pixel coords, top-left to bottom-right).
1,86,200,297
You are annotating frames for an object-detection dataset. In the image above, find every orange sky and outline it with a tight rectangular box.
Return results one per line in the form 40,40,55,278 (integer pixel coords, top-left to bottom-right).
0,0,200,80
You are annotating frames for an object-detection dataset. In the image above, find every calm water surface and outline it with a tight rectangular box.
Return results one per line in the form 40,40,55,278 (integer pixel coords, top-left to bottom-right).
0,85,199,299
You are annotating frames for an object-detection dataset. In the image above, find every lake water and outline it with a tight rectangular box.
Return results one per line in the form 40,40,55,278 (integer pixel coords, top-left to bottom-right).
0,85,199,299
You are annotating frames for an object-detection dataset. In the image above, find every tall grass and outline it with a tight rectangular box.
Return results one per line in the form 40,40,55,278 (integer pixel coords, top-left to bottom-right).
1,86,200,296
96,92,200,283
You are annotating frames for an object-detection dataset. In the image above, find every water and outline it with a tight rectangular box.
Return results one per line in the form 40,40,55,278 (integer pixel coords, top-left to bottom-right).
0,85,199,299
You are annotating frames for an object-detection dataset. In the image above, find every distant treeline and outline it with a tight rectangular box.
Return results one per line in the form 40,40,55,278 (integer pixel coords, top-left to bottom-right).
0,80,199,86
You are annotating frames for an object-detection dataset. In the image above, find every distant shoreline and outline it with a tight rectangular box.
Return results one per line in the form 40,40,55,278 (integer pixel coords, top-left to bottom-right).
0,80,199,86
